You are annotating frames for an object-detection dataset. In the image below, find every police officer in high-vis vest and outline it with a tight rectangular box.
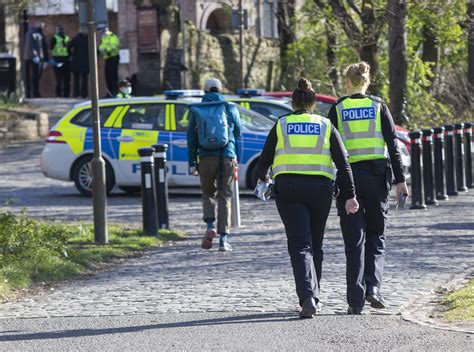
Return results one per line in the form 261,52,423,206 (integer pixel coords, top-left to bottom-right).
327,62,409,315
50,25,70,97
256,78,359,318
99,27,120,97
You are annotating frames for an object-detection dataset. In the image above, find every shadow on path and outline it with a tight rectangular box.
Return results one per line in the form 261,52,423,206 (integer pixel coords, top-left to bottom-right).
0,312,303,342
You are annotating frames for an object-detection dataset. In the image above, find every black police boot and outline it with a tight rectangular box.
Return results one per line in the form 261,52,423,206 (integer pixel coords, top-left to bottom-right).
299,297,318,319
347,307,363,315
366,287,386,309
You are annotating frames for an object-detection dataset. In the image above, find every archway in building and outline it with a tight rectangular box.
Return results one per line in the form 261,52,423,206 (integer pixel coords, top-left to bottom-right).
206,8,232,35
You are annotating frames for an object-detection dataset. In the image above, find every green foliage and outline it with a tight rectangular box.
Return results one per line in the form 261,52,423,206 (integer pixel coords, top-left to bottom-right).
0,92,21,109
0,211,185,296
280,0,470,127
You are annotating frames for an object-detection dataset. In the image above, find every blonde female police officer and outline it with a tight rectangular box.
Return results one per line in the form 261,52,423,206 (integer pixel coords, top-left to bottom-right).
327,62,409,314
256,78,359,318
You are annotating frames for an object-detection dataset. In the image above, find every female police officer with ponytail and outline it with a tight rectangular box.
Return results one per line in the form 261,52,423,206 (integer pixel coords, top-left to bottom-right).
256,78,359,318
327,62,409,314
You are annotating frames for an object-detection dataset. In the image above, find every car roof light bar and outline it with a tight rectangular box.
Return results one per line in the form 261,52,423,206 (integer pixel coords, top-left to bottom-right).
163,90,205,99
235,88,265,97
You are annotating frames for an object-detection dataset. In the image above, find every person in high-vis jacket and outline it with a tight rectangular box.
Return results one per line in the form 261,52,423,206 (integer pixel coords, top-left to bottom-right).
256,78,359,318
50,25,71,97
327,62,409,315
99,27,120,97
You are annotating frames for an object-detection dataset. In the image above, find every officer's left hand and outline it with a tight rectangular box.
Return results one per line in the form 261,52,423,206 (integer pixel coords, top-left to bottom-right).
345,197,359,215
396,182,409,198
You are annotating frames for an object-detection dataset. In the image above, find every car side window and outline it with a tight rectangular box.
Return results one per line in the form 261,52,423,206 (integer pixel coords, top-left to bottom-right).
175,104,190,132
249,102,290,121
70,106,117,127
316,102,332,118
121,104,166,131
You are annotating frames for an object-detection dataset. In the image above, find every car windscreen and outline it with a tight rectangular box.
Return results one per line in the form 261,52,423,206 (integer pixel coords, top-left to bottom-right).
235,104,275,131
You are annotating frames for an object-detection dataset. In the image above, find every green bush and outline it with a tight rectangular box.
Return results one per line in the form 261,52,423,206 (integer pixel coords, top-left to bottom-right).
0,210,185,296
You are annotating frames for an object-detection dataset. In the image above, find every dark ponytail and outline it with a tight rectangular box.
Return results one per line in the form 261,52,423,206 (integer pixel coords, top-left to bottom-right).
292,78,316,111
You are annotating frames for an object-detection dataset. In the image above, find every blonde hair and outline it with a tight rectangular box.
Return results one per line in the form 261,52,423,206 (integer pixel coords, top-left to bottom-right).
344,61,371,88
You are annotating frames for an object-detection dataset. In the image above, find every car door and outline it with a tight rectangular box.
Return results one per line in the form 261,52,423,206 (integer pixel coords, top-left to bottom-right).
169,103,198,186
112,103,172,186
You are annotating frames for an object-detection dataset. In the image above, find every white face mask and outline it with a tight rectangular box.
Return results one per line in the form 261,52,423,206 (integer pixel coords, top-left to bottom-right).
121,87,132,95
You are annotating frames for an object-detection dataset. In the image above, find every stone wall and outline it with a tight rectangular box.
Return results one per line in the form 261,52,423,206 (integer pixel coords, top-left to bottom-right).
183,23,280,92
0,109,49,142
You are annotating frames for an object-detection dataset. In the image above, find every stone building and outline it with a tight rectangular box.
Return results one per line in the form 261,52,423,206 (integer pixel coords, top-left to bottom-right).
14,0,290,97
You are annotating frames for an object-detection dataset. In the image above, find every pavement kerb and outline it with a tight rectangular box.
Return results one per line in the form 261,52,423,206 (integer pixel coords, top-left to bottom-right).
400,269,474,334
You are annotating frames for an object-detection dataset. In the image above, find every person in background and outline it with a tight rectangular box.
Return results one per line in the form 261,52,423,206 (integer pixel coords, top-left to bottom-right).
24,22,48,98
116,79,132,98
256,78,358,318
328,61,409,315
50,24,71,97
187,78,242,252
98,27,120,97
69,28,89,98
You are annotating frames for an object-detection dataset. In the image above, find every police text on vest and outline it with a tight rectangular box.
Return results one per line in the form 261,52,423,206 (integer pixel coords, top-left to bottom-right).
341,107,376,121
286,123,321,135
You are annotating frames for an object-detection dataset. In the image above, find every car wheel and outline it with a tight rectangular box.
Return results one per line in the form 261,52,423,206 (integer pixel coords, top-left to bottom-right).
72,156,115,197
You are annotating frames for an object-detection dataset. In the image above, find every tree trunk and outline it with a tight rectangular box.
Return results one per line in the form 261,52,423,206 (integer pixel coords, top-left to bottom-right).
421,25,439,86
468,0,474,98
387,0,408,125
0,5,6,52
325,21,339,95
360,43,380,96
277,0,296,85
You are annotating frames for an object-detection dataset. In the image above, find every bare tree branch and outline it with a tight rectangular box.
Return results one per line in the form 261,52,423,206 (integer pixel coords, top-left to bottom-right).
346,0,362,17
328,0,362,48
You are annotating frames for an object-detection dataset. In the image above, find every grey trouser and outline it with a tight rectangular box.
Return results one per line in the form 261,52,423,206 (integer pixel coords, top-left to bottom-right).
198,156,235,234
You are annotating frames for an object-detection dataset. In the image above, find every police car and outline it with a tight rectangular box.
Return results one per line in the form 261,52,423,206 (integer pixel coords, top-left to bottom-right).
41,94,273,196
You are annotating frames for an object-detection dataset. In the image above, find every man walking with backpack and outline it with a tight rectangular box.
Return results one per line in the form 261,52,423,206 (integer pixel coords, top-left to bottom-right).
187,78,242,252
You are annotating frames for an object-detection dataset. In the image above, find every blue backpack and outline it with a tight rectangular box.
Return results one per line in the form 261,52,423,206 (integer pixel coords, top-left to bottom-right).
191,101,230,150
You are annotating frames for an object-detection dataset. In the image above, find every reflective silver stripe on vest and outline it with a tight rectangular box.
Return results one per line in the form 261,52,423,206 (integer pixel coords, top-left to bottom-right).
275,116,330,156
272,163,334,175
347,147,386,156
337,100,382,140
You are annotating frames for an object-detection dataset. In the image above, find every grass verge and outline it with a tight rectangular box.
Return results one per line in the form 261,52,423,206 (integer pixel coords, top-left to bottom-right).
440,278,474,321
0,210,185,299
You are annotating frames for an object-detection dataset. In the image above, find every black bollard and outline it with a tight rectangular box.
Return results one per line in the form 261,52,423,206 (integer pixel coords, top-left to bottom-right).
422,129,438,206
152,144,170,229
409,131,426,210
138,147,159,236
443,124,458,196
464,122,473,188
454,123,468,192
433,127,448,200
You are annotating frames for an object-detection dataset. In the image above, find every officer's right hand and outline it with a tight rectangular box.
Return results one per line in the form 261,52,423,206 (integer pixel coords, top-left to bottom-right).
190,166,199,176
345,197,359,215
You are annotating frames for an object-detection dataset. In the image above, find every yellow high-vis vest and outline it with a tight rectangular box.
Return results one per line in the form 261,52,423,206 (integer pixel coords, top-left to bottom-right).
53,34,70,57
99,32,120,60
335,97,386,163
272,113,334,179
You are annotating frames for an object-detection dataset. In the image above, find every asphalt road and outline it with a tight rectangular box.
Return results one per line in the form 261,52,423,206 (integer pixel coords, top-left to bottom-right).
0,313,472,352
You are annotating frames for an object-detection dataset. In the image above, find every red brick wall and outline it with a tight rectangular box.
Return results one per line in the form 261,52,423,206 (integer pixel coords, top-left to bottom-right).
28,13,118,98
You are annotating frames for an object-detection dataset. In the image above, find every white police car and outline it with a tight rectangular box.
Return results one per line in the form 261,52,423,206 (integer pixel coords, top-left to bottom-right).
41,93,273,196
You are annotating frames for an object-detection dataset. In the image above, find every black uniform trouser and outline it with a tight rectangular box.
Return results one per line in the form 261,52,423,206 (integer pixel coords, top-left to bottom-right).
105,55,119,97
53,58,70,97
73,72,88,98
337,159,391,308
275,175,333,306
25,60,42,98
